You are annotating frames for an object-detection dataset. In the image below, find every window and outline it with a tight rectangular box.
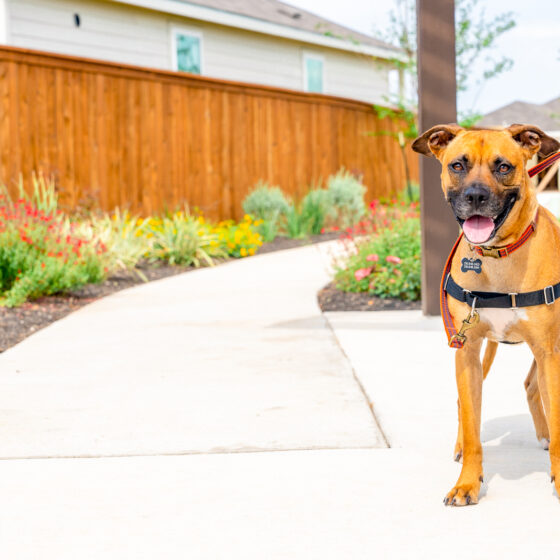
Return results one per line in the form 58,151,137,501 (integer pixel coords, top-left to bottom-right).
172,29,202,74
303,54,324,93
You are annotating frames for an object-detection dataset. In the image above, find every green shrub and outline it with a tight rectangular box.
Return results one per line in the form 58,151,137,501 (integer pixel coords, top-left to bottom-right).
326,169,367,228
74,209,147,276
298,189,330,235
242,182,290,241
0,194,105,307
144,211,224,266
334,217,421,301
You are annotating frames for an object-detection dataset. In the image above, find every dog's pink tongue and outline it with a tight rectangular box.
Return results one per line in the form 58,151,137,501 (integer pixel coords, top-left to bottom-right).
463,216,494,244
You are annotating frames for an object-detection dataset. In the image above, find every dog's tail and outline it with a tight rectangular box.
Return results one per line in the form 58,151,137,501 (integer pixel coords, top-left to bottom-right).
482,341,498,379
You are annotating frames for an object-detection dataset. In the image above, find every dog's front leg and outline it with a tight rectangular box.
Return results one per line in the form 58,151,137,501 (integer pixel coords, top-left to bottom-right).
534,351,560,497
444,339,483,506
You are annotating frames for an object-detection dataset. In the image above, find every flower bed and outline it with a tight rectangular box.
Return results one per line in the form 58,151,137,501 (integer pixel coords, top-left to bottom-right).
0,178,264,307
332,199,421,302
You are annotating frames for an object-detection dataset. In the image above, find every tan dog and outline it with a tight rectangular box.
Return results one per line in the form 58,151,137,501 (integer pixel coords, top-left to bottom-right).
413,124,560,506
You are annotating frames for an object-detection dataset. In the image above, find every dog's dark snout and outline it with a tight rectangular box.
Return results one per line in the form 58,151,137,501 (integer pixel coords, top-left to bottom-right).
464,184,490,210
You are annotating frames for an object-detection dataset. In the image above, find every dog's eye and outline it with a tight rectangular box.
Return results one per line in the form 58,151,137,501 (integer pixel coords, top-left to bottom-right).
451,162,464,172
498,163,511,173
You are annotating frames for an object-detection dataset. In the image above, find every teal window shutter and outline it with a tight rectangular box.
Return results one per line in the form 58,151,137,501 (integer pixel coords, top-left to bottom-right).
305,57,323,93
176,34,201,74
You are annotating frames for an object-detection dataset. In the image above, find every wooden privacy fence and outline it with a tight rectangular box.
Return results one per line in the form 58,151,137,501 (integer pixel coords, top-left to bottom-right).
0,46,418,220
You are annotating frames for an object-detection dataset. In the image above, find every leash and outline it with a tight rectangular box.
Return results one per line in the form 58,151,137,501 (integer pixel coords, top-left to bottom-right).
528,150,560,178
440,214,540,348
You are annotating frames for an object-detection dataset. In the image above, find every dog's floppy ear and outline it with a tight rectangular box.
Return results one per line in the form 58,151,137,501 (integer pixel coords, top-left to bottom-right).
412,124,464,159
507,124,560,157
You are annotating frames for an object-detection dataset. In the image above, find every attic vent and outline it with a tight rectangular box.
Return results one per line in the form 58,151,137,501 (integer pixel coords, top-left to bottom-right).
278,8,301,19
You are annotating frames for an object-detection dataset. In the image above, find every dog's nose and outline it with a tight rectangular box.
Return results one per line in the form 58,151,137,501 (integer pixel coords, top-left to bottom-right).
464,185,490,210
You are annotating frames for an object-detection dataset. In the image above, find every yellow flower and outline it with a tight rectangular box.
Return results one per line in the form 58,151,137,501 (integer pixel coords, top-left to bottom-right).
240,247,247,257
249,247,256,255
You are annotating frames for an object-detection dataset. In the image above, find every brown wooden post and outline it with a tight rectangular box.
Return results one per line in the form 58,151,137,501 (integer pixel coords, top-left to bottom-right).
417,0,458,315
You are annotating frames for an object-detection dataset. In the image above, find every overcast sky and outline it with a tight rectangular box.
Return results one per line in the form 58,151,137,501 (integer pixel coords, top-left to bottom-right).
287,0,560,116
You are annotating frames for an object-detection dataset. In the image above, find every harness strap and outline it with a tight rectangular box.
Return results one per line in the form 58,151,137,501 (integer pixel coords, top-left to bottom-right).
444,274,560,309
528,151,560,178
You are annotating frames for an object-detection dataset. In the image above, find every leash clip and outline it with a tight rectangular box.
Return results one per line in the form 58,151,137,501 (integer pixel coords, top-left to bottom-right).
544,286,556,305
449,299,480,347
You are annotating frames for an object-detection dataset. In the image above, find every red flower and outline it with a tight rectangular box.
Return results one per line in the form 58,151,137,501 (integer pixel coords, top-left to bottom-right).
366,254,379,262
354,267,373,281
386,255,401,264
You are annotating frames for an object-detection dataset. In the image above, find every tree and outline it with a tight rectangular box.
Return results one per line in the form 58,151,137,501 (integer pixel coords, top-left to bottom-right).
370,0,516,200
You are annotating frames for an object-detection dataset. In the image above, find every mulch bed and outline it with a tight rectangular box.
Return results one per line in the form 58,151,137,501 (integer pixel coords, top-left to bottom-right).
0,232,340,353
317,281,421,312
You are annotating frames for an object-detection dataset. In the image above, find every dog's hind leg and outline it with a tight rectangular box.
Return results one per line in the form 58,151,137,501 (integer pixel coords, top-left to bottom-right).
524,360,550,449
454,340,498,462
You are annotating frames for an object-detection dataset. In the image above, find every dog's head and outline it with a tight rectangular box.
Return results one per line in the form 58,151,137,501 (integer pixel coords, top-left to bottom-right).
412,124,560,245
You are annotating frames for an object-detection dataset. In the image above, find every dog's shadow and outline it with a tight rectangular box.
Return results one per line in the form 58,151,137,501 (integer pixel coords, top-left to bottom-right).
479,414,550,495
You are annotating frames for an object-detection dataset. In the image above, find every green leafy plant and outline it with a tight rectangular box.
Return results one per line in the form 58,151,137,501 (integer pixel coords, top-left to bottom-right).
298,188,330,235
326,170,366,228
0,192,105,307
242,182,290,242
335,217,421,301
74,209,148,277
144,211,224,266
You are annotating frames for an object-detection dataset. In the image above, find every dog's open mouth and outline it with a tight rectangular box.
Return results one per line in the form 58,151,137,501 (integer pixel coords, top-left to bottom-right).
457,192,518,245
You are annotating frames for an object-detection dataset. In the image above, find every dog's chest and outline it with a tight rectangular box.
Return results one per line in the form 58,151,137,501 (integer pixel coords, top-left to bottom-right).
479,308,527,342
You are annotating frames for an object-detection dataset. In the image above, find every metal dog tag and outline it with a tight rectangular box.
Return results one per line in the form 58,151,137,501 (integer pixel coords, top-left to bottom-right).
461,258,482,274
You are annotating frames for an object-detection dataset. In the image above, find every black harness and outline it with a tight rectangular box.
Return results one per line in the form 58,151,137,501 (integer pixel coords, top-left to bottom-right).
444,273,560,310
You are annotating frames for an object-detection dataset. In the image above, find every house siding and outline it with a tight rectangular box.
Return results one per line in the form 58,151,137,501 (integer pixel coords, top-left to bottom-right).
6,0,391,103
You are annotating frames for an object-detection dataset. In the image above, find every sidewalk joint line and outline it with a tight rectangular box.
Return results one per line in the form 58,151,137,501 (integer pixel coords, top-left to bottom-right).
323,313,391,448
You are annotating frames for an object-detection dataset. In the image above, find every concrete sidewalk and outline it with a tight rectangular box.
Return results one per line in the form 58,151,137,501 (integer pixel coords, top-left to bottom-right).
0,244,383,458
0,243,559,559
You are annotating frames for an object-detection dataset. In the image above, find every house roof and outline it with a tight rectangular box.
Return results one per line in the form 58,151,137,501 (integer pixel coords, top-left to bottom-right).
116,0,404,60
176,0,396,51
478,97,560,132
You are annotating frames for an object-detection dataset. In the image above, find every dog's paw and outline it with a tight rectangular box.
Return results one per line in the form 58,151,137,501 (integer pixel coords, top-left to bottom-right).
443,477,482,507
540,438,550,451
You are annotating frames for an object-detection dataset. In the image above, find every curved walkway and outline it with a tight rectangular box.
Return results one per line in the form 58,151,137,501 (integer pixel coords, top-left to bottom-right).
0,244,384,458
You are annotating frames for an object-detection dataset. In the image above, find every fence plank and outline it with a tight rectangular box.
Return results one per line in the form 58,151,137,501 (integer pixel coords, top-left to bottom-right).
0,46,418,219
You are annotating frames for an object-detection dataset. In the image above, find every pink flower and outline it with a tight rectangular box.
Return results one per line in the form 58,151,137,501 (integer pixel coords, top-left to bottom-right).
354,267,373,281
386,255,402,264
366,254,379,263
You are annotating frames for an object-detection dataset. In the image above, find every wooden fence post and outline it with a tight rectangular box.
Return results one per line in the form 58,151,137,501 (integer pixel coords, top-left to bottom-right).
417,0,458,316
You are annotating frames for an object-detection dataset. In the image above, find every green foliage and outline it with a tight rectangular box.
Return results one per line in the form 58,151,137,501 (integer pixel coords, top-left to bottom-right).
372,0,516,126
334,217,421,301
243,182,289,220
326,170,366,228
75,209,147,276
298,189,330,235
0,191,105,307
242,182,291,242
144,212,224,267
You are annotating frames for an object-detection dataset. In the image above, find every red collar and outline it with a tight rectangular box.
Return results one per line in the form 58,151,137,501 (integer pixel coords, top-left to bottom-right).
440,212,537,348
469,216,537,258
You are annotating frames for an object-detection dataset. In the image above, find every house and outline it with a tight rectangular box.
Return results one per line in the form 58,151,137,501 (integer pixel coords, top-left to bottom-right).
0,0,404,104
479,97,560,137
